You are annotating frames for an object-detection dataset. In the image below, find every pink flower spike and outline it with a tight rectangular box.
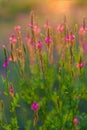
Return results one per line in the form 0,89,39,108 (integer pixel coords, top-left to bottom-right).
31,102,39,111
80,62,84,68
76,63,80,69
45,37,52,44
33,26,41,34
14,25,21,31
29,23,33,28
3,59,9,68
65,34,75,42
36,41,43,49
44,23,51,28
57,25,64,32
9,35,17,43
73,117,80,124
9,56,17,62
82,43,87,52
25,36,31,43
9,85,14,97
76,62,84,69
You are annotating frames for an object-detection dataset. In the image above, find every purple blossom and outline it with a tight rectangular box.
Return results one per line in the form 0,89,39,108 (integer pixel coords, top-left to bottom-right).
45,37,52,44
3,59,9,68
31,102,39,111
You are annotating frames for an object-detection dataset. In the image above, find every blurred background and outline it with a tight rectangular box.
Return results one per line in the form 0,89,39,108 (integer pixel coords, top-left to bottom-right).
0,0,87,44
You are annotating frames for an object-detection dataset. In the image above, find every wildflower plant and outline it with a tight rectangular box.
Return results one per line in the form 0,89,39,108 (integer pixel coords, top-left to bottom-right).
0,12,87,130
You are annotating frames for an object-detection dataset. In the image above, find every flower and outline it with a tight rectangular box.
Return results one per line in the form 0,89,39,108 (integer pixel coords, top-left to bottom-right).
14,25,21,31
45,37,52,44
9,34,17,43
9,84,14,98
36,41,43,49
29,23,34,28
3,59,9,68
31,102,39,111
65,34,75,42
44,23,51,28
57,24,64,32
79,27,87,35
9,56,17,62
76,62,84,69
33,26,41,34
25,36,31,43
73,117,80,124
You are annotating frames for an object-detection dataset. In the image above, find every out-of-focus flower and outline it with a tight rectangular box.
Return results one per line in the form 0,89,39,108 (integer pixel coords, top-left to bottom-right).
3,59,9,68
76,61,84,69
29,23,34,28
9,34,17,43
9,56,17,62
57,24,64,32
82,43,87,53
9,84,14,98
79,27,87,35
73,117,80,124
65,34,75,42
33,26,41,34
36,41,43,49
25,36,31,43
31,102,39,111
14,25,21,31
44,23,51,28
45,37,52,44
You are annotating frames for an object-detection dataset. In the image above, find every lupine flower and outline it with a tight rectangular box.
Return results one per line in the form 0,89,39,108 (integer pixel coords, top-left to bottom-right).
36,41,43,49
65,34,75,42
9,84,14,98
45,37,52,44
73,117,80,124
3,59,9,68
9,34,17,43
14,25,21,31
57,24,64,32
76,61,84,69
31,102,39,111
33,26,41,34
25,36,31,43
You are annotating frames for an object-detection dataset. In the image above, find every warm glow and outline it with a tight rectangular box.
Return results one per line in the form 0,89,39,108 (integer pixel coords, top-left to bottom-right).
48,0,75,14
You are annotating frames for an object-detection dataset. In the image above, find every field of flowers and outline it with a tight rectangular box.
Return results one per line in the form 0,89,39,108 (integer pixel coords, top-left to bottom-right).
0,11,87,130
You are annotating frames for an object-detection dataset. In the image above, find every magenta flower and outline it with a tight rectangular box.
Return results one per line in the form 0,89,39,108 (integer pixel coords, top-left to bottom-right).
65,34,75,42
14,25,21,31
36,41,43,49
3,59,9,68
76,62,84,69
56,24,64,32
73,117,80,124
45,37,52,44
31,102,39,111
9,34,17,43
